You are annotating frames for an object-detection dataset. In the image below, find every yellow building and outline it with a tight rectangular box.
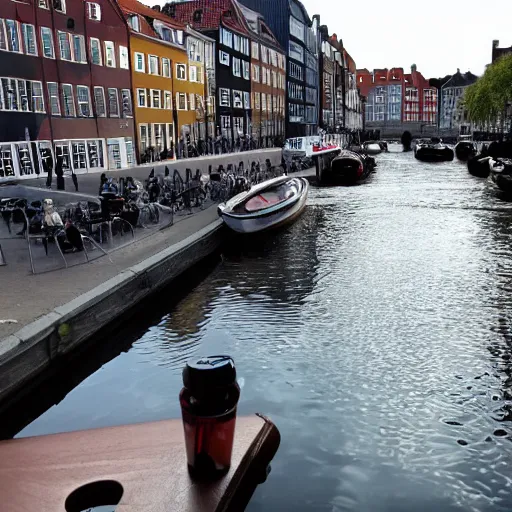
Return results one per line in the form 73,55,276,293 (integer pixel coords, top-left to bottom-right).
119,0,197,161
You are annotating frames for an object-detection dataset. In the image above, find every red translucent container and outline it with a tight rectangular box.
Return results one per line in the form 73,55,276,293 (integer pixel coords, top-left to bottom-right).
180,355,240,479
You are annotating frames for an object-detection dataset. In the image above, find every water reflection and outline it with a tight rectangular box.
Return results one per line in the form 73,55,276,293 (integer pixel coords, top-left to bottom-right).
12,151,512,511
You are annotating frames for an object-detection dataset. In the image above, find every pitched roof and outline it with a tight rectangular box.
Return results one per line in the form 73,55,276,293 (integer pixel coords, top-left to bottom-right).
172,0,249,35
117,0,185,31
235,0,282,50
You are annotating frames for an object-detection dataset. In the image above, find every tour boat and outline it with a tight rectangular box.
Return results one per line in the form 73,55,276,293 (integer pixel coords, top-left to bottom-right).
455,137,477,161
218,175,308,234
489,157,512,192
317,150,373,185
414,138,454,162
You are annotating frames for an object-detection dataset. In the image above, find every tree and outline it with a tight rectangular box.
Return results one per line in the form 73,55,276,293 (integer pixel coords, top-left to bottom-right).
464,54,512,129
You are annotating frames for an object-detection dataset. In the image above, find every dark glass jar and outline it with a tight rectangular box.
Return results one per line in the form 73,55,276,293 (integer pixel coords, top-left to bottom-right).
180,355,240,479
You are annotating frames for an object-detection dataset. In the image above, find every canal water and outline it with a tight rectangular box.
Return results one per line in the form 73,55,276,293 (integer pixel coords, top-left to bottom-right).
16,145,512,511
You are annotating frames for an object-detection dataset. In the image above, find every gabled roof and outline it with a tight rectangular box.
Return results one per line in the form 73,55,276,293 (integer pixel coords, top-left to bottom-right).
118,0,185,36
171,0,249,36
343,49,356,74
235,0,282,50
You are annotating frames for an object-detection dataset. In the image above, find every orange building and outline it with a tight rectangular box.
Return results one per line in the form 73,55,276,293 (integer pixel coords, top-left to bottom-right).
118,0,211,160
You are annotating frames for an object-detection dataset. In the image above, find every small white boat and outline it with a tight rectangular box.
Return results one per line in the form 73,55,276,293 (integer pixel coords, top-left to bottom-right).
363,141,383,155
218,175,309,234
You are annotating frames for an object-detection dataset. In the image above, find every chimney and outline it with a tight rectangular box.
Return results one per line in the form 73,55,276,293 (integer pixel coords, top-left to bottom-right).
331,33,337,41
493,40,499,48
411,63,417,73
457,68,460,73
152,5,161,12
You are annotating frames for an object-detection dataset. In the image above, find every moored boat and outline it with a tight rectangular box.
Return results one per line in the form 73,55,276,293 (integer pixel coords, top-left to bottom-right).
455,137,477,161
318,150,373,185
363,141,383,155
467,155,491,177
218,175,308,234
489,157,512,193
414,138,454,162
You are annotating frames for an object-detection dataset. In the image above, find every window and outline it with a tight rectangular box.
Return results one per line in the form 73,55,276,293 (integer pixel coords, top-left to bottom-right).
266,68,270,85
266,93,271,112
38,0,49,7
241,37,249,56
17,80,29,112
5,20,21,53
162,58,170,77
40,27,54,58
148,55,159,75
73,35,87,63
150,89,161,109
127,15,140,32
220,27,232,48
232,57,241,77
289,41,304,63
62,84,76,116
253,91,260,110
189,93,195,111
233,34,240,52
262,93,266,112
29,81,44,112
0,20,6,51
47,82,60,115
242,61,249,80
289,62,303,80
262,68,266,85
137,88,146,107
57,31,71,60
164,91,172,110
219,51,229,66
139,124,149,152
232,90,243,109
87,2,101,21
261,46,268,64
94,86,106,116
107,88,119,116
219,88,230,107
22,24,37,56
90,38,102,65
233,117,243,134
54,0,66,13
121,89,132,117
221,115,230,132
119,46,129,69
77,85,92,117
243,91,250,109
176,92,187,110
251,41,259,60
134,52,145,72
176,64,186,80
189,65,197,82
104,41,115,67
252,64,260,82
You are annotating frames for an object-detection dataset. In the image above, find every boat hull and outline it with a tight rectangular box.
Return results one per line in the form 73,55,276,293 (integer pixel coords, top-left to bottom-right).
319,151,371,185
467,155,490,178
415,146,454,162
489,158,512,192
218,177,309,234
455,142,477,161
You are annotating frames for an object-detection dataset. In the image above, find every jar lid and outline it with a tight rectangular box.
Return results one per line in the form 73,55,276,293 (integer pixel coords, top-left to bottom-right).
183,355,236,395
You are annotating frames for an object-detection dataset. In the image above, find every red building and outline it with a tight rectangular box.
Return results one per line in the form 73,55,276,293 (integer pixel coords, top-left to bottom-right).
357,65,436,128
0,0,135,182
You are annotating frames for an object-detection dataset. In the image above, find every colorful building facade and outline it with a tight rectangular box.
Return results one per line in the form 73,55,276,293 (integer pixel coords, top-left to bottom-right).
0,0,136,182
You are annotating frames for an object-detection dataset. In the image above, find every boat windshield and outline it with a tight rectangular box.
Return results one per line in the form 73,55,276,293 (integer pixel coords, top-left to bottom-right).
244,182,298,212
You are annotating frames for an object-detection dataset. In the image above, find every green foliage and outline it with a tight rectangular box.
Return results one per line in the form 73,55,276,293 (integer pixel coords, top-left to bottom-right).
463,54,512,125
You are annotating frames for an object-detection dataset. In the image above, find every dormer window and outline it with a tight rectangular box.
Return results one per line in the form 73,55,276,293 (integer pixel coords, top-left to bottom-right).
53,0,66,14
193,9,202,23
128,15,140,32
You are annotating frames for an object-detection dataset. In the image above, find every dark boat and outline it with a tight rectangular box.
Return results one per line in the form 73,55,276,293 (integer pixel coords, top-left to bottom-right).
414,138,454,162
317,150,373,185
489,158,512,193
467,144,491,177
455,137,477,161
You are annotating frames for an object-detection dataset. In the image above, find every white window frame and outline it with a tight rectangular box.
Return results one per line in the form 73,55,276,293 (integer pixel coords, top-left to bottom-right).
219,51,229,66
128,15,140,32
76,85,93,117
242,60,249,80
93,86,106,117
61,83,76,117
90,37,102,65
161,57,171,78
219,88,230,107
251,41,259,60
176,63,187,80
107,88,119,117
22,24,37,56
72,34,87,64
47,82,61,115
220,27,232,48
148,54,159,75
5,20,22,54
54,0,66,14
243,91,250,110
150,89,161,109
119,45,129,69
40,27,54,59
104,41,115,68
38,0,49,8
232,57,241,77
189,93,195,111
164,90,172,110
139,123,149,152
233,33,241,52
57,31,72,61
136,88,146,107
87,2,101,21
189,65,197,82
232,90,243,109
176,92,187,111
121,89,132,117
30,81,45,113
134,52,145,73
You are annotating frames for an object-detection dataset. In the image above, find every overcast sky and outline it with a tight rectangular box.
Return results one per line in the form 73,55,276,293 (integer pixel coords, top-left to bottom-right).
151,0,512,79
